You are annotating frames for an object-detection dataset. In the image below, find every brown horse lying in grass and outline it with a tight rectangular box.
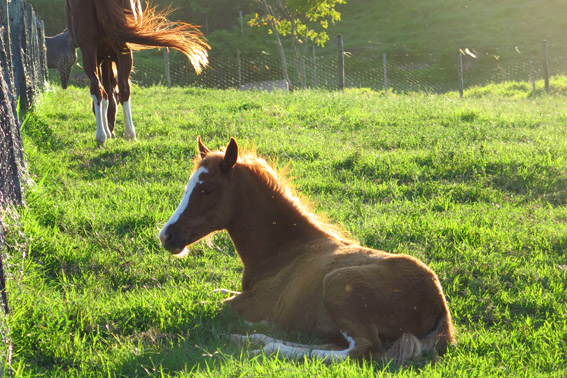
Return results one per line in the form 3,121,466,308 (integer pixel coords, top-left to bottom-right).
159,137,455,362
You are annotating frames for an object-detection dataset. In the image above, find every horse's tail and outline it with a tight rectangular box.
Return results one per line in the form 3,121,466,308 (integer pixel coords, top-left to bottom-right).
419,312,456,354
94,0,209,74
384,312,455,361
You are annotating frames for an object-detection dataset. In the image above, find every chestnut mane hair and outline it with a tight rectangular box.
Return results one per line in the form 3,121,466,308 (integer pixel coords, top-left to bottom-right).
196,145,356,246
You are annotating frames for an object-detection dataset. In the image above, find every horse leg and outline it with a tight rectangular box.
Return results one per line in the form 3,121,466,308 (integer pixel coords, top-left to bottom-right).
230,333,351,361
96,62,113,141
101,58,117,137
82,47,111,145
116,49,137,141
321,261,452,361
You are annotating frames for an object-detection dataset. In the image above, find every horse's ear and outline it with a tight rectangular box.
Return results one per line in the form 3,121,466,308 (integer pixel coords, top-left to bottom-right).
197,136,210,159
222,138,238,172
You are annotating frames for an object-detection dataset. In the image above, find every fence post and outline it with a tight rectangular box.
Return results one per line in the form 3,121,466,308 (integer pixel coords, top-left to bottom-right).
530,60,537,97
337,34,344,91
457,49,464,98
311,46,317,89
237,49,242,88
301,55,306,89
542,40,549,94
383,53,388,96
164,48,171,89
0,255,8,315
239,11,244,35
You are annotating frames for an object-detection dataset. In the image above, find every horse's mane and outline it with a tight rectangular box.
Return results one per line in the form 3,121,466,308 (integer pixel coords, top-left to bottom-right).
199,145,356,246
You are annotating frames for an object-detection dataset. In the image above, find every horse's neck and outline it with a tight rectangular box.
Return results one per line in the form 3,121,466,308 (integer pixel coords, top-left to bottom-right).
227,169,330,277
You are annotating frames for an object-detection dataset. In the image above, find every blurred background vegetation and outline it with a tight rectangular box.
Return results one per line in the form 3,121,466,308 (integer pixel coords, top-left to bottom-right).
29,0,567,91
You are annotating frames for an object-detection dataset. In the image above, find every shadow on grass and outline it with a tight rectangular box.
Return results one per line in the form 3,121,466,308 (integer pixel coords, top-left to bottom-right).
112,307,439,377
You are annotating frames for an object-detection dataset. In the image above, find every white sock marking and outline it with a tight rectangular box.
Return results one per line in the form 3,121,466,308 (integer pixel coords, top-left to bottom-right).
93,95,107,144
159,166,208,239
123,99,137,140
101,98,112,138
233,331,356,362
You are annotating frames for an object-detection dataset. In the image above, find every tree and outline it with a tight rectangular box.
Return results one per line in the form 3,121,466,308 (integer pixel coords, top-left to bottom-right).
249,0,345,88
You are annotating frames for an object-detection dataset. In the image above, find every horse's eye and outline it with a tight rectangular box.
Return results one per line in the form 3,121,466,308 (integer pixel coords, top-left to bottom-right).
200,187,213,195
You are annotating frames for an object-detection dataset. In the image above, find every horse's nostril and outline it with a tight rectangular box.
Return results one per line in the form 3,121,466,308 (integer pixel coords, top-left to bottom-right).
159,230,172,245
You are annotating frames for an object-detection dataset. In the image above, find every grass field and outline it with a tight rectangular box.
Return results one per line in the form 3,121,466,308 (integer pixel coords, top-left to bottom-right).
2,81,567,377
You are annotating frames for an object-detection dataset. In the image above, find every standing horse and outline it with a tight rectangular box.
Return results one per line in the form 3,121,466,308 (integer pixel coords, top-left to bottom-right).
65,0,209,144
159,138,455,361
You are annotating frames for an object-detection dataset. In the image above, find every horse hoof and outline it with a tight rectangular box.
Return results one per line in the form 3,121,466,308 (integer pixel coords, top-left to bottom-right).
125,133,137,141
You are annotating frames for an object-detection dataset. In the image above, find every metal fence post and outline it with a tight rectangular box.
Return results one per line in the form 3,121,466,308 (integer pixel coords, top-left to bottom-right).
457,50,464,98
530,60,536,97
337,34,344,91
237,49,242,88
542,40,549,94
164,48,171,89
311,46,317,89
383,53,388,96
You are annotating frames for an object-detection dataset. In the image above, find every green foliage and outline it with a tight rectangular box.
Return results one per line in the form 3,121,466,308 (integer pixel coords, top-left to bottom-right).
3,82,567,376
27,0,67,35
249,0,345,47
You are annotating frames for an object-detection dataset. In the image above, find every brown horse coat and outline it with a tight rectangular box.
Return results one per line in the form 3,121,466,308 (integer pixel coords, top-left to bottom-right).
65,0,208,144
160,138,455,361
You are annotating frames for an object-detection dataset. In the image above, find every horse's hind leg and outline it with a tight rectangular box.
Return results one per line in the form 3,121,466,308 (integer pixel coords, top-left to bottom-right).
82,47,112,145
231,332,355,362
101,58,117,137
116,49,137,141
322,261,452,361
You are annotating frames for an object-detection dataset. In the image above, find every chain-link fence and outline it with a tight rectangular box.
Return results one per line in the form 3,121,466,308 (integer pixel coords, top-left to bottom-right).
1,0,47,373
72,39,563,95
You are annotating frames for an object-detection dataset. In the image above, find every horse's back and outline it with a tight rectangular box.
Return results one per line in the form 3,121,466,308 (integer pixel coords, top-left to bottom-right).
65,0,99,45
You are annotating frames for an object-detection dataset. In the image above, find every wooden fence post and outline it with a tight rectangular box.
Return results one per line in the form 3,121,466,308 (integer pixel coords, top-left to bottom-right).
542,40,549,94
164,48,171,89
457,49,464,98
383,53,388,96
0,254,9,315
337,34,344,91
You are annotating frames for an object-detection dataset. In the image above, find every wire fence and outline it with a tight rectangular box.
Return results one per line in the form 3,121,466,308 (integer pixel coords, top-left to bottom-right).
1,0,48,374
75,39,567,95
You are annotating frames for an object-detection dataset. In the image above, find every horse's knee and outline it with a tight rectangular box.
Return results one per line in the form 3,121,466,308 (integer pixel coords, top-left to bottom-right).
89,79,103,103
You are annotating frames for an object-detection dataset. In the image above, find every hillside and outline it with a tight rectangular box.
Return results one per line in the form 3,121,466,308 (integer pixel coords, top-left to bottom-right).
328,0,567,56
33,0,567,57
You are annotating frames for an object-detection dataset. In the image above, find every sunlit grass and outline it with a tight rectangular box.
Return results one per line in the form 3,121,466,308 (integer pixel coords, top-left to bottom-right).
2,80,567,377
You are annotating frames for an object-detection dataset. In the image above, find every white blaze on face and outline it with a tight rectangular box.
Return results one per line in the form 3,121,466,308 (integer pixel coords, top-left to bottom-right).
159,166,209,240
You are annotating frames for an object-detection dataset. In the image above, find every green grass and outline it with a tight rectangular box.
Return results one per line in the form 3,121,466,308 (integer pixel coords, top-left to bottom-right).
2,80,567,377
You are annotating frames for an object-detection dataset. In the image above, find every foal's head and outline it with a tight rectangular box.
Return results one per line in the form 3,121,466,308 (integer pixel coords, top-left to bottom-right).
159,137,238,255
